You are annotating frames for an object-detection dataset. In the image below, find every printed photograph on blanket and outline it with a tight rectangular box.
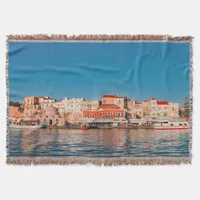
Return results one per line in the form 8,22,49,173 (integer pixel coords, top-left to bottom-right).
6,35,192,165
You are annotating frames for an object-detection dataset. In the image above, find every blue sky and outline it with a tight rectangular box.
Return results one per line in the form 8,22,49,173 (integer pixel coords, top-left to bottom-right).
8,41,190,106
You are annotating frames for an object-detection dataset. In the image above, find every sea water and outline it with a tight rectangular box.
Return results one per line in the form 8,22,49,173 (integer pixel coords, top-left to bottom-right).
8,128,189,158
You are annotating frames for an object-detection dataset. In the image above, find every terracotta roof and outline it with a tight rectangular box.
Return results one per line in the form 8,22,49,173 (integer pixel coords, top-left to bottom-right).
99,104,120,109
157,101,168,105
152,98,156,100
102,95,124,98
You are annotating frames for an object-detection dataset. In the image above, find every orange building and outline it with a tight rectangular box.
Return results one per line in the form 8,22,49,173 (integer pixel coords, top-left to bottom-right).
83,95,126,119
83,103,125,119
83,109,125,118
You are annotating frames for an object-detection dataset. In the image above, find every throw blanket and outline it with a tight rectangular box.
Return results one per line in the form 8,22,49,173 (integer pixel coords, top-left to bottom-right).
6,35,193,165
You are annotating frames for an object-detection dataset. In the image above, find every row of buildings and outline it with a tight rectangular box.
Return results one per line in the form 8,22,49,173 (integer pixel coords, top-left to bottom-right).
10,94,179,126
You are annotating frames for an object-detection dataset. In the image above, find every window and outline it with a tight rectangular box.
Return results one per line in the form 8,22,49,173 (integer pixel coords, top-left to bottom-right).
157,113,160,116
110,112,113,116
121,112,124,116
115,112,118,116
94,113,97,117
164,113,167,116
135,105,140,109
100,112,103,117
144,106,148,110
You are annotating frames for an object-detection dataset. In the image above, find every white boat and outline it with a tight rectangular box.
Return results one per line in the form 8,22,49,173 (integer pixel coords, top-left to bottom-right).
154,120,189,130
10,123,46,129
9,119,46,129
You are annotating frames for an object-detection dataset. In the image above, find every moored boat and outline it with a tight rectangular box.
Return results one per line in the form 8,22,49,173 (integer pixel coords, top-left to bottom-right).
154,120,189,130
9,119,46,129
10,124,46,129
81,126,88,130
80,123,88,130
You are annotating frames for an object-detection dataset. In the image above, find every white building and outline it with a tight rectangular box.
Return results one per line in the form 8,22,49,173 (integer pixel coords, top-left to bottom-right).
149,98,179,120
64,98,85,113
53,100,65,114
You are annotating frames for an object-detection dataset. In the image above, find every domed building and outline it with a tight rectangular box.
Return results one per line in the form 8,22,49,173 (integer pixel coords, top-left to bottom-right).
40,106,65,126
44,106,59,117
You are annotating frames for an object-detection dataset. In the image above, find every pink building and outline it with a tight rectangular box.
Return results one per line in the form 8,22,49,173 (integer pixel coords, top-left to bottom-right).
24,96,39,109
102,95,126,109
41,97,55,109
23,96,40,118
53,100,65,114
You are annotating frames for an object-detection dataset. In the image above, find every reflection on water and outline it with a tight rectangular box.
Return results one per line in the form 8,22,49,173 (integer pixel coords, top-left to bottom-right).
8,128,189,158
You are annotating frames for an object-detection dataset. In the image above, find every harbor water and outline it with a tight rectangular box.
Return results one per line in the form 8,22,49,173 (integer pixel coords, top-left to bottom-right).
8,128,190,158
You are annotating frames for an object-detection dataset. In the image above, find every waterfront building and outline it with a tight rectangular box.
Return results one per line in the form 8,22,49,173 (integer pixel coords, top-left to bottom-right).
23,96,40,118
53,100,65,114
24,96,39,109
102,95,127,109
34,106,65,126
127,100,143,119
150,98,169,120
168,102,179,118
81,100,100,111
149,98,179,120
83,96,126,120
149,98,158,119
155,101,169,119
64,97,84,113
127,98,179,120
83,109,125,119
41,97,55,109
142,100,151,119
65,112,83,124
